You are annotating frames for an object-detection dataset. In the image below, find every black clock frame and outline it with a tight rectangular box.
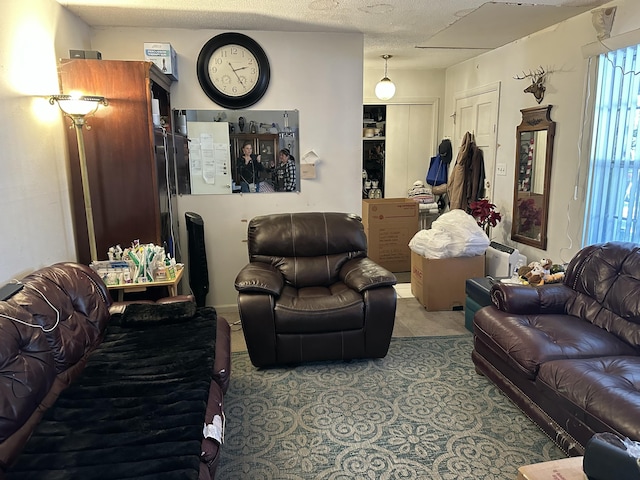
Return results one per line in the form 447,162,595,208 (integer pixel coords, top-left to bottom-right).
196,32,271,109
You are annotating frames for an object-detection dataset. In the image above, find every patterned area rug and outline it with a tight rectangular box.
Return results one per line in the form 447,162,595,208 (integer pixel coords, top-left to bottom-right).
218,335,566,479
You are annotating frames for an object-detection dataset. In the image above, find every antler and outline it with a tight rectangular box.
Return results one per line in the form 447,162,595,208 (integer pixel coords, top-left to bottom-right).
513,66,546,81
514,70,534,80
532,66,546,81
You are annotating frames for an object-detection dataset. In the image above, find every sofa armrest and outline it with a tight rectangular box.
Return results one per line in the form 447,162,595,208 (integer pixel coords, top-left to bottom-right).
340,257,397,293
490,282,573,315
235,263,284,296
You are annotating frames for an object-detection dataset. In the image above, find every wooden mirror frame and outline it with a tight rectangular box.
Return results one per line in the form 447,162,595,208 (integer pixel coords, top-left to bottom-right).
511,105,555,250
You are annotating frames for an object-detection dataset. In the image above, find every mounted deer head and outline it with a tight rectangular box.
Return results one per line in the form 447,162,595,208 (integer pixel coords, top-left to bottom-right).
514,67,547,104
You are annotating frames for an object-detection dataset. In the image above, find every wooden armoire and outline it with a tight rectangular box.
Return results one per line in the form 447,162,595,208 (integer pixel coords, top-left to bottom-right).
58,59,183,264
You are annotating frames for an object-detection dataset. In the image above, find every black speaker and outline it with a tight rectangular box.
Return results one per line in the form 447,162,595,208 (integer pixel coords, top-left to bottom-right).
185,212,209,307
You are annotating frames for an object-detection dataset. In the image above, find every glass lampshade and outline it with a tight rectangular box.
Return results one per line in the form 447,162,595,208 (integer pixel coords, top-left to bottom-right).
375,78,396,101
50,94,106,116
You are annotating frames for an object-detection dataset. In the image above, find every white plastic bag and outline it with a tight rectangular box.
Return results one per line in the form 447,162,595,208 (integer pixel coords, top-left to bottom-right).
408,209,489,259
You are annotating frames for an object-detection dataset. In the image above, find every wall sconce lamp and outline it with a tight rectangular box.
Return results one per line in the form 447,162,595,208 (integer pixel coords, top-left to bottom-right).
375,54,396,101
49,93,108,263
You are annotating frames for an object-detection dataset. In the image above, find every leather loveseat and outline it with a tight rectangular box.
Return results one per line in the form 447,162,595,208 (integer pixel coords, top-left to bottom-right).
472,242,640,455
235,212,397,367
0,262,230,479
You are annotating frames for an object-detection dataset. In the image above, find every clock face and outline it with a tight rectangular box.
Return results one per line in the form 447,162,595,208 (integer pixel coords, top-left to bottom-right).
208,44,260,98
197,33,270,109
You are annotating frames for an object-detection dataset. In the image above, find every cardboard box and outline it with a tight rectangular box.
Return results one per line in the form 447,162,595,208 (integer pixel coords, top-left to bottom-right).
411,251,485,311
516,456,585,480
362,199,419,272
144,43,178,80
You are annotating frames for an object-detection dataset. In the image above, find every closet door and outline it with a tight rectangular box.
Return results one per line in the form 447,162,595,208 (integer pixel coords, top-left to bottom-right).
385,104,438,198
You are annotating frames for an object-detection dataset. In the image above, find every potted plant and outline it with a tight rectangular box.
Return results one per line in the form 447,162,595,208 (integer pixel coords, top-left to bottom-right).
470,199,502,237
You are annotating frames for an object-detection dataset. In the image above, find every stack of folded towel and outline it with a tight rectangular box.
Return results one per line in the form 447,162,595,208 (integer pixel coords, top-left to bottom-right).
408,180,435,205
419,202,439,214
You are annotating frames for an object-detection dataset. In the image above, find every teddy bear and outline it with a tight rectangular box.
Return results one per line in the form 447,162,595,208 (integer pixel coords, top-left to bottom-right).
517,259,565,286
518,261,546,285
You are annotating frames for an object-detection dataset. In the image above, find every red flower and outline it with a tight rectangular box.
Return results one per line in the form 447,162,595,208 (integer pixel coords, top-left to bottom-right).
470,199,502,230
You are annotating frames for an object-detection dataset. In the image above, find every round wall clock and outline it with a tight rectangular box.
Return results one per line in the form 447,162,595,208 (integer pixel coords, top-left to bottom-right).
196,32,271,109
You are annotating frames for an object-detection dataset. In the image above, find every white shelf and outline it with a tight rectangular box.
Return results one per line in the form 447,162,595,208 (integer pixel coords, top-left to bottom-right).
363,136,385,140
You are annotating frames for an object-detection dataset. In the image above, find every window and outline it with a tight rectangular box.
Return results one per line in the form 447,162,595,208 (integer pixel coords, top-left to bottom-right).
584,44,640,245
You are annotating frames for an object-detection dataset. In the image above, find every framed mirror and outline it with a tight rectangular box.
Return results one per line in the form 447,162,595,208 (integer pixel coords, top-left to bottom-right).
174,109,299,195
511,105,555,249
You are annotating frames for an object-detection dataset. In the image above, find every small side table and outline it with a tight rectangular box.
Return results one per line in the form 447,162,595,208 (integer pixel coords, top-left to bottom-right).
107,265,184,302
517,456,585,480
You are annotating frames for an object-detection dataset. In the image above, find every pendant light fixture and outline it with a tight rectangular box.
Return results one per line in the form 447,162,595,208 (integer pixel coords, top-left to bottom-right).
375,54,396,101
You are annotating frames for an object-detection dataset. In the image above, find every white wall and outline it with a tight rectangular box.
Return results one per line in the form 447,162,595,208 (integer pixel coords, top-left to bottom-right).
0,0,90,283
363,67,446,108
89,28,364,307
443,0,639,265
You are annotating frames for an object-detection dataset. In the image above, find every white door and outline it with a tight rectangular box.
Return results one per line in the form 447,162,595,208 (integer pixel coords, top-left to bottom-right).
385,102,438,198
453,83,500,200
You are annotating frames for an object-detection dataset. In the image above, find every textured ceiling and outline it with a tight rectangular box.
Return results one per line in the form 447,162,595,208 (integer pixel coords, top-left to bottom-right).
55,0,611,69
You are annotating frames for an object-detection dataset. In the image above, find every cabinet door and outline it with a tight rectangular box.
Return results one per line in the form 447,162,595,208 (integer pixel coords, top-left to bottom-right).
174,134,191,195
384,104,438,198
258,137,277,168
257,136,278,184
154,129,181,259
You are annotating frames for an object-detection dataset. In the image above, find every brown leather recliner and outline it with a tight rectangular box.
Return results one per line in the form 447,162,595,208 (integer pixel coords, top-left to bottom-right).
235,212,397,367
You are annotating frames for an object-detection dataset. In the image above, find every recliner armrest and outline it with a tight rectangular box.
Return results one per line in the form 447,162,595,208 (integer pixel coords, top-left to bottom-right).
235,263,284,296
340,257,397,293
490,282,573,315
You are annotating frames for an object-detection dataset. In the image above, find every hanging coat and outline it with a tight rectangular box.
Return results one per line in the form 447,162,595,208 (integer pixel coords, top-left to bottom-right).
447,132,485,211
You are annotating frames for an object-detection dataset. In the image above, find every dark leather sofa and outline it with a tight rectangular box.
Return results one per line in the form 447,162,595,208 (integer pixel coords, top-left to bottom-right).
0,262,230,479
472,242,640,455
235,212,397,367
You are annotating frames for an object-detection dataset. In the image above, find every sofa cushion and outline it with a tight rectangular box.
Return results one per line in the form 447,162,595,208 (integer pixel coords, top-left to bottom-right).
267,253,358,288
248,212,368,288
275,283,364,333
564,242,640,348
537,356,640,441
474,309,637,379
116,300,197,326
10,264,110,374
248,212,367,258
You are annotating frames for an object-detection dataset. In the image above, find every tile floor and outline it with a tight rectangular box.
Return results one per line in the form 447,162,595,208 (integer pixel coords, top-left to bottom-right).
219,282,468,353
